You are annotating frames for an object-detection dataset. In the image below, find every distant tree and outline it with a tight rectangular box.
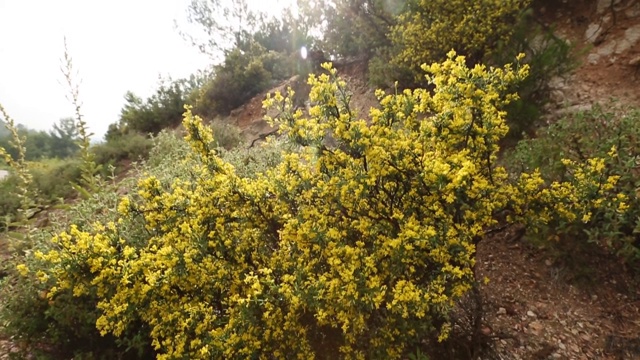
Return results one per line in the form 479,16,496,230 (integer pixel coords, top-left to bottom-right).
298,0,399,58
48,117,80,158
183,0,263,59
112,77,196,137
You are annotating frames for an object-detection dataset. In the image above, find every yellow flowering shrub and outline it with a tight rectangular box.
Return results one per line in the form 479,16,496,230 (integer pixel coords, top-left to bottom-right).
25,52,627,359
506,105,640,262
391,0,530,81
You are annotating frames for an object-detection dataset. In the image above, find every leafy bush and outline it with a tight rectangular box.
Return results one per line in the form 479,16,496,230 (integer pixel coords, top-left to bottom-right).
14,53,629,360
0,173,21,229
107,77,200,138
195,43,294,118
493,10,576,141
30,158,83,201
505,105,640,263
91,132,154,169
369,1,574,141
208,119,243,150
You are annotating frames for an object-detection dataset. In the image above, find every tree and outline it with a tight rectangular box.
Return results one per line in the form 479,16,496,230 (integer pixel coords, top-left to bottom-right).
298,0,399,58
48,117,80,159
182,0,264,59
113,77,197,136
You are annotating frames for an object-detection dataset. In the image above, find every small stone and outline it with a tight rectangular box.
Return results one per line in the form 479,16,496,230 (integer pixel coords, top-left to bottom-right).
529,321,544,335
558,342,566,350
629,55,640,66
591,294,598,301
585,23,603,43
497,307,507,315
481,326,492,336
552,353,562,359
527,310,537,318
545,259,553,266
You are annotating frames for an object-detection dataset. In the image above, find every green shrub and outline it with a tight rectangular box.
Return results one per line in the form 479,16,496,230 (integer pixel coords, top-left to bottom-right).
0,173,21,230
91,132,153,169
505,104,640,264
107,77,200,139
221,137,296,179
30,158,83,202
493,10,576,142
209,119,243,150
195,43,294,118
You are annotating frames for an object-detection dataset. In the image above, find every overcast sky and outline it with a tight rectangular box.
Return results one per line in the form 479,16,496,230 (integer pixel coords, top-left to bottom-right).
0,0,214,140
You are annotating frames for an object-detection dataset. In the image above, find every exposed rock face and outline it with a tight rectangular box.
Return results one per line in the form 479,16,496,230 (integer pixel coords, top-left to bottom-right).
544,0,640,123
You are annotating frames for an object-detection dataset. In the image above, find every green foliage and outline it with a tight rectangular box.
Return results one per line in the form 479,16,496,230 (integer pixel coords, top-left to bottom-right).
0,120,79,161
0,174,21,230
110,77,199,137
208,119,243,150
91,132,154,169
183,0,264,57
30,158,83,202
505,105,640,263
48,117,81,158
300,0,397,58
493,11,576,141
0,104,39,239
194,42,295,117
221,137,296,179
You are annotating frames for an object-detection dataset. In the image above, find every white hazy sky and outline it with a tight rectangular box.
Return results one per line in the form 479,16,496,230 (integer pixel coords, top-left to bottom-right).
0,0,286,140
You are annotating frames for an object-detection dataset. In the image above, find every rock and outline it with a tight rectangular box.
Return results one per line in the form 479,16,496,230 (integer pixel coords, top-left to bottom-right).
529,321,544,335
497,307,507,315
597,40,617,57
587,53,600,65
558,342,566,350
585,23,603,43
629,55,640,66
481,326,492,336
597,0,622,14
527,310,537,318
548,76,568,90
545,259,553,266
625,3,640,17
615,24,640,54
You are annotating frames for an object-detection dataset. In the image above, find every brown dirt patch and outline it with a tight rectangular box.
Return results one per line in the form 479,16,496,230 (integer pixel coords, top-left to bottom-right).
478,227,640,359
